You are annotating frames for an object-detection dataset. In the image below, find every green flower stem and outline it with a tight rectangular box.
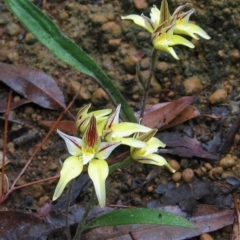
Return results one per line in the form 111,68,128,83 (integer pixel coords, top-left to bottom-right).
4,0,136,123
109,155,133,174
73,189,97,240
139,49,158,118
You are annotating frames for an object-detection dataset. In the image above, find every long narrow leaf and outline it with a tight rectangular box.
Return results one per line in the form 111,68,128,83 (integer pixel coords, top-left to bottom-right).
85,208,193,229
4,0,136,122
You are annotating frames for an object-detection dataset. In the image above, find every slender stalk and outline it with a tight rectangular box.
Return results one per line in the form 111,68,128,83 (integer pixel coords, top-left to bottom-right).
139,49,158,119
65,180,74,240
2,91,12,196
73,190,97,240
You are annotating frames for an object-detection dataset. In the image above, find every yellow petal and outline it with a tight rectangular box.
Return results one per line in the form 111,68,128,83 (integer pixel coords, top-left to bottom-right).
112,122,151,137
134,154,175,173
170,35,195,48
52,156,83,201
121,137,147,148
174,23,211,40
121,14,155,33
88,159,109,207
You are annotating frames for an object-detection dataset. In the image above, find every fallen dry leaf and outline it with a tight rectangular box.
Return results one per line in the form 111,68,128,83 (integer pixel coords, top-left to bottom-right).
0,62,66,110
157,132,220,160
38,120,76,135
0,99,31,113
140,96,196,128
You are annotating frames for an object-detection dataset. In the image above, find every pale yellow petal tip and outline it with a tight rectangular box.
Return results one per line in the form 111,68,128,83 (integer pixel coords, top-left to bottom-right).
165,163,176,173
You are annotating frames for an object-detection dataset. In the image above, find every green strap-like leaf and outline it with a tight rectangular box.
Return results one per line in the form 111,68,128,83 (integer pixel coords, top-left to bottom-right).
4,0,136,123
85,208,193,229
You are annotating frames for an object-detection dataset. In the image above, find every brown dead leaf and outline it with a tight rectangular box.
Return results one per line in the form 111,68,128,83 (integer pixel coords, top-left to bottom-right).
141,96,196,128
157,132,220,160
38,120,76,135
0,99,31,113
0,62,66,110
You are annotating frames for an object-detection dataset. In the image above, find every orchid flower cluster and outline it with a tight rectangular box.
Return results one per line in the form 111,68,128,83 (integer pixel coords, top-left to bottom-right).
53,104,175,207
121,0,210,60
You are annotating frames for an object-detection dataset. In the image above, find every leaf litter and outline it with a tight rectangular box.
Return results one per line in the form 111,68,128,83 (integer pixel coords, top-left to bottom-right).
0,62,66,110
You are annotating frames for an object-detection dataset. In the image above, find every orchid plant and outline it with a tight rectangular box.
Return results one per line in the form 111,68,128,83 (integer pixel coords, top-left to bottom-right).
122,0,210,118
53,105,174,207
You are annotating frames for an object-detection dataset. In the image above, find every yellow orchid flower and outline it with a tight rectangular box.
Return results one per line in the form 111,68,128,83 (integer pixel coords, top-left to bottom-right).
53,116,120,207
172,4,210,40
121,0,210,59
130,129,175,173
76,104,112,135
102,104,151,147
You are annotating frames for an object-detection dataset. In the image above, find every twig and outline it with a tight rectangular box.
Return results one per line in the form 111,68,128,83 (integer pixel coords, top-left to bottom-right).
1,91,12,196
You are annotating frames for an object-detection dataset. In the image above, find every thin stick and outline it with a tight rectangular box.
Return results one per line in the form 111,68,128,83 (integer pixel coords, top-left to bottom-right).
1,91,12,196
139,49,158,119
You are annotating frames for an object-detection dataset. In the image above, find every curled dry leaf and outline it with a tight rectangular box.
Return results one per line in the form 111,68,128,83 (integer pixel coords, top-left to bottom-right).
38,120,76,135
0,62,66,110
0,173,9,197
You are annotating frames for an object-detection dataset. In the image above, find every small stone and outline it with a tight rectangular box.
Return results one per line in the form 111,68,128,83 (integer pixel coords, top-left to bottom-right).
168,159,181,171
199,233,214,240
108,39,121,50
147,186,154,193
25,32,37,45
122,55,139,73
183,76,202,95
6,22,21,36
133,0,148,10
91,88,109,106
231,49,240,62
67,80,91,101
59,10,69,21
182,168,194,183
208,89,228,104
219,154,236,169
7,51,19,62
204,163,212,170
89,14,108,25
32,185,45,199
48,162,58,171
208,166,223,180
221,171,235,179
172,172,182,183
156,62,171,73
24,106,34,115
101,21,122,39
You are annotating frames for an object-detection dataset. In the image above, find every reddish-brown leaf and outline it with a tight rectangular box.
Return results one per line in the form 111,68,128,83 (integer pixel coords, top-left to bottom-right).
0,99,31,113
141,96,196,128
38,120,76,135
0,62,66,110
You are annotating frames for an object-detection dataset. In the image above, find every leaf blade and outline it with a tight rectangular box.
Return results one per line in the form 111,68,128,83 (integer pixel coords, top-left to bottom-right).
85,208,193,229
